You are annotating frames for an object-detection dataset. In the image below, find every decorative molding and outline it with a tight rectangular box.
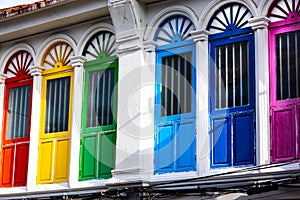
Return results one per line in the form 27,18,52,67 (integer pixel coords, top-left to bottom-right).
248,16,270,30
190,30,211,42
144,5,198,42
77,23,115,55
116,34,142,55
28,66,44,76
37,33,77,64
143,41,159,52
200,0,257,30
70,55,87,68
0,73,8,84
107,168,149,189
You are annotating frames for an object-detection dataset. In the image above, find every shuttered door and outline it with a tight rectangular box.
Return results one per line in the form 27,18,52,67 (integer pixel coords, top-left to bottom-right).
270,29,300,162
38,73,72,184
1,80,32,187
154,45,196,174
80,62,117,181
210,35,255,167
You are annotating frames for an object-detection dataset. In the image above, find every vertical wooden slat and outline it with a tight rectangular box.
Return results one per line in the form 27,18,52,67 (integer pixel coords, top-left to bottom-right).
218,47,222,109
107,70,112,125
101,71,106,126
63,77,70,131
240,43,243,105
279,35,283,100
225,46,228,108
287,33,291,99
233,44,236,107
12,89,16,139
296,33,299,97
90,72,95,127
163,58,168,116
177,55,181,113
170,56,174,115
53,80,58,132
58,78,62,131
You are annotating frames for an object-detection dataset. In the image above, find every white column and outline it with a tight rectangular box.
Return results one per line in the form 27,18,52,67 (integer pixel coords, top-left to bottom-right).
0,74,8,141
191,30,211,175
140,41,158,175
68,55,86,188
108,36,149,187
27,66,43,191
248,17,271,166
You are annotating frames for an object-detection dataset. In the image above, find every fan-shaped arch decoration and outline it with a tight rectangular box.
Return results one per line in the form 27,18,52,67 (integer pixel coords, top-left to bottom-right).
41,42,74,70
268,0,300,22
4,50,34,78
154,15,196,45
207,3,253,34
82,31,116,61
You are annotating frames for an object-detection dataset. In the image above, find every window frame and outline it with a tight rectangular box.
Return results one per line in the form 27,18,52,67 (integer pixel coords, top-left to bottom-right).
155,40,196,123
2,77,33,145
269,22,300,107
40,71,73,139
209,31,255,116
81,58,118,134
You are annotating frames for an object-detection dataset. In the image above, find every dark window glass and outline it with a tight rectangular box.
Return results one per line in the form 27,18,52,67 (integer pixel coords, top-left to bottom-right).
161,52,192,116
215,41,249,109
6,85,30,139
45,76,70,133
86,68,115,127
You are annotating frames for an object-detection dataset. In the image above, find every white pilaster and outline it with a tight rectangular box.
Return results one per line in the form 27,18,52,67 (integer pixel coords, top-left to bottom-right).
27,66,43,191
191,30,210,175
140,41,158,175
68,55,87,188
108,0,149,188
0,74,8,142
249,16,271,166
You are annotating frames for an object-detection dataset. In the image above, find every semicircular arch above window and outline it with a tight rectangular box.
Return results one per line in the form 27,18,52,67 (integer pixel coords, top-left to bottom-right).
154,15,196,46
82,31,117,62
207,3,253,34
268,0,300,22
41,42,74,70
4,50,34,78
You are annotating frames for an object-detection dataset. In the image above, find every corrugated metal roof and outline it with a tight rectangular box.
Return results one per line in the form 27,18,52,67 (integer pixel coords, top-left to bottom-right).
0,0,68,19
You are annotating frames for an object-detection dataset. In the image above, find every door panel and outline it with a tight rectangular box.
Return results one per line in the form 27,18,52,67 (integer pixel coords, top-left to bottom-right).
176,120,196,171
211,117,230,166
154,124,174,173
54,138,70,182
38,139,54,183
1,146,14,186
233,112,255,165
80,134,98,180
99,132,116,178
14,143,29,186
272,107,296,162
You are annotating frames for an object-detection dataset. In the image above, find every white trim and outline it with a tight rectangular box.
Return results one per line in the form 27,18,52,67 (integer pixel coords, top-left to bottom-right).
0,43,36,74
36,33,77,65
259,0,274,17
77,23,115,56
199,0,258,30
144,5,198,43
